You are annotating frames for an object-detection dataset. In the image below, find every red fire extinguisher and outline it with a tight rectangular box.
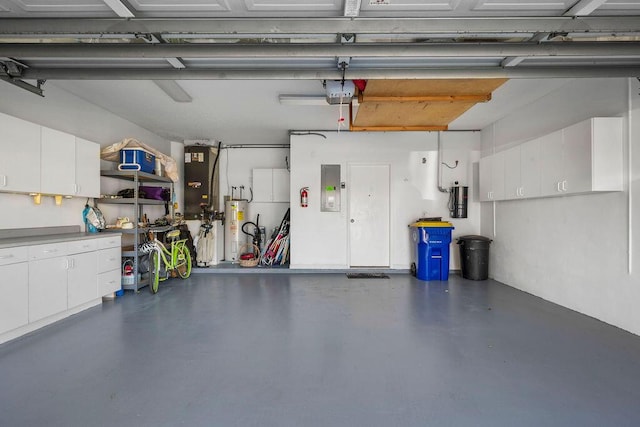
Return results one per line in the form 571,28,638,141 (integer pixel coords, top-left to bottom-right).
300,187,309,208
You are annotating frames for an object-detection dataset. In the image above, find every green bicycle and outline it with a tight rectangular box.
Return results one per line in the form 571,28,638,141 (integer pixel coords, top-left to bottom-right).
148,229,192,294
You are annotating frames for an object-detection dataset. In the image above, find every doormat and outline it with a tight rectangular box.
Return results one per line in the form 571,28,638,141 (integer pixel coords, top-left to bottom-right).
346,273,390,279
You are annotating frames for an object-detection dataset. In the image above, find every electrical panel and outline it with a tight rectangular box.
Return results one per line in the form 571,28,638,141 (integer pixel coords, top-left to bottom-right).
184,146,215,219
321,164,341,212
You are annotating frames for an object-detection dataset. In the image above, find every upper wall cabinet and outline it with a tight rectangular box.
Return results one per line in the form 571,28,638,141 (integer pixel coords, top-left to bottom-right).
253,168,290,202
0,112,41,193
481,117,623,202
479,151,505,202
504,137,541,199
41,127,76,196
542,118,623,196
75,137,101,198
0,112,100,198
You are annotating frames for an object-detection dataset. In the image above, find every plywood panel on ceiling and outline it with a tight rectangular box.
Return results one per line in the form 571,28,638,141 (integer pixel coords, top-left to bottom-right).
362,79,508,97
352,78,507,131
353,102,478,128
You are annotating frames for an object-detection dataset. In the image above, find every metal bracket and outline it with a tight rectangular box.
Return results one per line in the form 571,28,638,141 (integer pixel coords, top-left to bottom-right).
0,61,45,96
337,33,354,70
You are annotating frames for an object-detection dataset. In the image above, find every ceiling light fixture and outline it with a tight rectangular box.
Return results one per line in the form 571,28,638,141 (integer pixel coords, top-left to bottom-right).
103,0,135,18
153,80,192,103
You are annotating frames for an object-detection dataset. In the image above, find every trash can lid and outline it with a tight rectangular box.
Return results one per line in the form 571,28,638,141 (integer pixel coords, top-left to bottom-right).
409,221,454,228
457,235,492,243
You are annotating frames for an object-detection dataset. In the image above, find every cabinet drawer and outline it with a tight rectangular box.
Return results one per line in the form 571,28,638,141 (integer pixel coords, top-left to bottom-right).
98,247,121,273
98,270,121,296
68,239,97,254
28,242,68,261
97,235,121,250
0,246,28,266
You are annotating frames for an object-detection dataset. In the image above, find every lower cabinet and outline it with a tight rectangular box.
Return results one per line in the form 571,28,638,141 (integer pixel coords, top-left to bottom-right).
28,255,69,323
97,239,122,295
1,234,121,344
0,249,29,335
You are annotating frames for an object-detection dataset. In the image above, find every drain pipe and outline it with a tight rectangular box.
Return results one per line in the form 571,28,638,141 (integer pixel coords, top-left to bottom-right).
437,131,449,193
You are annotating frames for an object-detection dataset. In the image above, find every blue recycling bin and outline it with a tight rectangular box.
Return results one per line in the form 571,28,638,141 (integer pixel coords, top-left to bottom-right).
410,221,455,281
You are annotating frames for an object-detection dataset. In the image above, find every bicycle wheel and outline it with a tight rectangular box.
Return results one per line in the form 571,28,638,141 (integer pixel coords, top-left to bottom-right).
150,250,160,294
176,246,192,279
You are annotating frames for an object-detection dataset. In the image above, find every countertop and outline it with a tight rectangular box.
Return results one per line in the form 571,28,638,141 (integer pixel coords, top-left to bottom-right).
0,231,122,250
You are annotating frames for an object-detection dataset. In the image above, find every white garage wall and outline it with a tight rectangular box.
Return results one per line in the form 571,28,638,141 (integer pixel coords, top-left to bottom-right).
0,82,171,230
480,78,640,335
218,147,291,239
290,131,481,270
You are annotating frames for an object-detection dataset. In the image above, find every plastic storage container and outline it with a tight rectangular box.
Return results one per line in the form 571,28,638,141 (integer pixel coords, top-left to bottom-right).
457,235,492,280
118,148,156,173
410,221,455,281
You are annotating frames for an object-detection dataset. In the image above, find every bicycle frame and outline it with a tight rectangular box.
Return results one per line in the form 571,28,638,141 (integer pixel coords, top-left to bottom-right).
153,237,189,279
148,229,192,294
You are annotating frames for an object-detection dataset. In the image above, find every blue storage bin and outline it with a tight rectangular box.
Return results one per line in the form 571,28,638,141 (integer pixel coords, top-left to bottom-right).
410,222,455,281
118,148,155,174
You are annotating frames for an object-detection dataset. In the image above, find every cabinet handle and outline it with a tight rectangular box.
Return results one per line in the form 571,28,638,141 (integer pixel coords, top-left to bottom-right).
44,249,58,254
562,180,567,192
0,175,6,187
65,259,70,269
488,191,493,200
556,182,562,192
0,254,14,259
75,184,80,194
108,280,116,284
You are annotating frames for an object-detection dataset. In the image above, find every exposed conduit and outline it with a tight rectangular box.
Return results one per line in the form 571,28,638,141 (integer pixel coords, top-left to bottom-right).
628,78,634,275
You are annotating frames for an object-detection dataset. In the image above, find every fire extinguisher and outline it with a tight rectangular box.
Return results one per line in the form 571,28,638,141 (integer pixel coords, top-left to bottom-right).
300,187,309,208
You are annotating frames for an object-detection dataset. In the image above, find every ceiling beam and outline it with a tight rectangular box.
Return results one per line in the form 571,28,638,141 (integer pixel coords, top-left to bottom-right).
0,17,638,36
16,66,640,80
3,42,640,58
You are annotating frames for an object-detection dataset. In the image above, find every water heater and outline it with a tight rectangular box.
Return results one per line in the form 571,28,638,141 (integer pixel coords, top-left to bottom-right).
224,199,248,262
449,182,468,219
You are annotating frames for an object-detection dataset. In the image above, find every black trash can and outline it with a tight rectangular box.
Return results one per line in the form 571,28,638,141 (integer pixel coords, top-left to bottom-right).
457,235,492,281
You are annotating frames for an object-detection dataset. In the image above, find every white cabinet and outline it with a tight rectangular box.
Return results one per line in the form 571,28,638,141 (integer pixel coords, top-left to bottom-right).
41,126,76,195
75,137,101,198
541,118,623,197
481,117,623,202
1,234,122,344
97,237,122,296
0,112,41,193
0,247,28,335
479,151,505,202
41,129,101,197
540,130,565,197
0,113,100,197
252,168,290,202
28,245,69,323
504,139,541,199
67,240,98,309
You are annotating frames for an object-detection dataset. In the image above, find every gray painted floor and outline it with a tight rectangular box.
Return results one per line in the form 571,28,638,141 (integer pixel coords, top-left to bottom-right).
1,273,640,427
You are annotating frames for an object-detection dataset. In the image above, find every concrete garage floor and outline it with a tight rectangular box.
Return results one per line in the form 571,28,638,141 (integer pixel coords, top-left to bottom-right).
1,273,640,426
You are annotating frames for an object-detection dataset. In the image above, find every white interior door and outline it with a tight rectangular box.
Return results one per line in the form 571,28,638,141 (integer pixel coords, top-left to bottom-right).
348,164,390,267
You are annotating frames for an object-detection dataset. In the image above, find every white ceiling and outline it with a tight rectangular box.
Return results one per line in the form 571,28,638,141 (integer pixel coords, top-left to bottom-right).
1,0,639,144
